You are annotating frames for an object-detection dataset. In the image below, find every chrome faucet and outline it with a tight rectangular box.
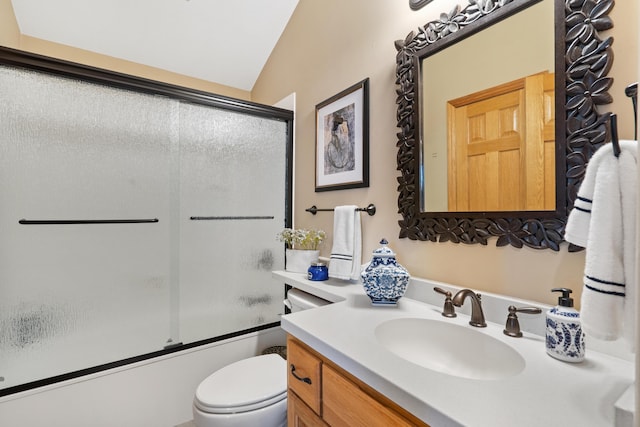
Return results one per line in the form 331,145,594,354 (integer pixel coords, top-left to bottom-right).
451,289,487,327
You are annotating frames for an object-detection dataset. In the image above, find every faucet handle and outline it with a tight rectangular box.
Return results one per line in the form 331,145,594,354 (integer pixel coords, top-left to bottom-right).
433,287,456,318
503,305,542,337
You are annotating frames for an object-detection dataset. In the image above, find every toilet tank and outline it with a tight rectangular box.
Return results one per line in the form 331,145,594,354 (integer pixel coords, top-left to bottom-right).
285,288,331,313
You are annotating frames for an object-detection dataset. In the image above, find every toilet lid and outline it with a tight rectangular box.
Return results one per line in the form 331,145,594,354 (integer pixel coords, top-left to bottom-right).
194,354,287,414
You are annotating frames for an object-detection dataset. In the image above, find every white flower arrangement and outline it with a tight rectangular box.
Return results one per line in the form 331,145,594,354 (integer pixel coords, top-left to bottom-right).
277,228,326,250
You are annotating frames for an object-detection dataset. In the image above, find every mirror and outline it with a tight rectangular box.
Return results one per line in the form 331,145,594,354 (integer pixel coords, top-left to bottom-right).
421,0,555,212
395,0,614,250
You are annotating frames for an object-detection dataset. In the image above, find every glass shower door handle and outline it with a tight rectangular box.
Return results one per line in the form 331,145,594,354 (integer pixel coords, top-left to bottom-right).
19,218,160,224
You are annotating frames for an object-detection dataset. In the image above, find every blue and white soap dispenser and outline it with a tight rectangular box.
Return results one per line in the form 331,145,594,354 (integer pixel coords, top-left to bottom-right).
545,288,585,362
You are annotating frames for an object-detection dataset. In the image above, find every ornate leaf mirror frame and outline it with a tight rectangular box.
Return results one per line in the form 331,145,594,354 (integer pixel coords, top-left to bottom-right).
395,0,614,250
410,0,435,10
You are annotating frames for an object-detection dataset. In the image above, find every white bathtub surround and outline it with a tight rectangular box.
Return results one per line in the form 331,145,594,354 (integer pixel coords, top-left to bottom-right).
0,327,286,427
275,271,634,427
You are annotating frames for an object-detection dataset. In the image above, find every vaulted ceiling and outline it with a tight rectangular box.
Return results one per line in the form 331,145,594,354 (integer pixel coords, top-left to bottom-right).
11,0,299,91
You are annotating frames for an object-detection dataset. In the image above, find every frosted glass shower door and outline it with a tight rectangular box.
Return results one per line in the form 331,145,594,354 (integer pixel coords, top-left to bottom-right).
0,56,292,395
178,103,287,344
0,68,175,388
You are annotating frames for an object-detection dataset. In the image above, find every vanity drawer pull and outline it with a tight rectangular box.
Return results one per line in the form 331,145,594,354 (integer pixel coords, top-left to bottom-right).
291,364,312,384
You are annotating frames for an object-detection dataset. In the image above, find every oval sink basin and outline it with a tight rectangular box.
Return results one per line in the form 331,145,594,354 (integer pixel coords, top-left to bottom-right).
375,318,525,380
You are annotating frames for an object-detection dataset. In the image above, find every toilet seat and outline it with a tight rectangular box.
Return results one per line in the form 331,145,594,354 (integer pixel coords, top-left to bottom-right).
194,354,287,414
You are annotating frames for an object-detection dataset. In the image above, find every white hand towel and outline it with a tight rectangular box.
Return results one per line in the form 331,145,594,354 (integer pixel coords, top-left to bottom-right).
329,205,362,280
565,140,637,349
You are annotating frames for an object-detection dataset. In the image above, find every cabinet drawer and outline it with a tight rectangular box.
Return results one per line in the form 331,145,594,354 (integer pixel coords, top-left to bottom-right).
323,364,425,427
287,336,322,415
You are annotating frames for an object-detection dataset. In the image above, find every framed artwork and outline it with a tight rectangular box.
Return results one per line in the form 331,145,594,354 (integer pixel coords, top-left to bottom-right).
315,78,369,192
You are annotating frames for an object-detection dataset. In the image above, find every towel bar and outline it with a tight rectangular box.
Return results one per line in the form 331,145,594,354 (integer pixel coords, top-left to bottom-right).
305,204,376,216
610,113,621,157
625,82,637,140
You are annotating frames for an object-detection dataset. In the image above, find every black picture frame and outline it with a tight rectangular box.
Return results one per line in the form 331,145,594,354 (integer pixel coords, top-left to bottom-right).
315,78,370,192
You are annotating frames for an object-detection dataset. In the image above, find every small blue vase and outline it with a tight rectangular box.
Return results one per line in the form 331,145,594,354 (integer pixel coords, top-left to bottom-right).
361,239,410,306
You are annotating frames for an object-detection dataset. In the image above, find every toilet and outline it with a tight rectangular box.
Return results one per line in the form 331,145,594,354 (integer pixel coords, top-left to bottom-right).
192,288,330,427
192,354,287,427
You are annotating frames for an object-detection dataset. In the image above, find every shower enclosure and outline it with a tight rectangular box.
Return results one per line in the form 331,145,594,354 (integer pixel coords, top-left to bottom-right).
0,48,292,396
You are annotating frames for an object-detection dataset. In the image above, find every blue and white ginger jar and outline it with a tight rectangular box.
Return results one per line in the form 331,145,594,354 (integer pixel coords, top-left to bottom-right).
361,239,410,306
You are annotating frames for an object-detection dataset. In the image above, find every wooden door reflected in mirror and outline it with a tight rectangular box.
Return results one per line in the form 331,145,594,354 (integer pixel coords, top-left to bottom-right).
447,72,555,212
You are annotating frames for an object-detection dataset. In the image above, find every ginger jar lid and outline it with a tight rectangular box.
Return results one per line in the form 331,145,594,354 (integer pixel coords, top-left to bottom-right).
371,238,396,259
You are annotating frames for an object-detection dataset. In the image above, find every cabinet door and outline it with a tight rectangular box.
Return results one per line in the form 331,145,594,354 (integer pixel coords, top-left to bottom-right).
288,390,328,427
323,364,424,427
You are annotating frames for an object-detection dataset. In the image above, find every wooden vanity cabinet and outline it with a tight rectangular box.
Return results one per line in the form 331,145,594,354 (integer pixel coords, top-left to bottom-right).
287,335,429,427
288,390,329,427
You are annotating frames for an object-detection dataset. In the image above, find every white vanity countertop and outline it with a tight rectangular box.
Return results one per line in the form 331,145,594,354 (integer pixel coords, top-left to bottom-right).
275,271,635,427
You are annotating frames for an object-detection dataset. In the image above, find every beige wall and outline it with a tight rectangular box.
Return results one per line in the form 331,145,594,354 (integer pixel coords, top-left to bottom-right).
0,0,636,306
252,0,638,306
0,0,19,46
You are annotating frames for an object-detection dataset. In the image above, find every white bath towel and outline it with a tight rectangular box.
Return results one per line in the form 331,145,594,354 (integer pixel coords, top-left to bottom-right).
565,140,637,349
329,205,362,280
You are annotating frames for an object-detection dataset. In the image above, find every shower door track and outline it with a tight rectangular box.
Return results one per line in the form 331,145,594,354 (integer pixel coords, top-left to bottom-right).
0,321,281,398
